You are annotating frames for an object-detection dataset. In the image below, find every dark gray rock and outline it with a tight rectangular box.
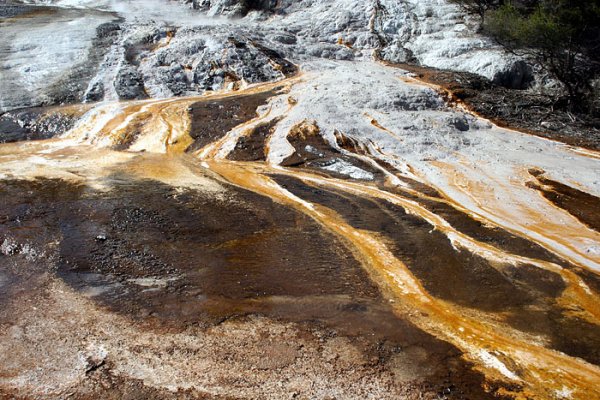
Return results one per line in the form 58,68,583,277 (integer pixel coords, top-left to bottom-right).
161,64,191,96
136,28,296,95
449,115,470,132
0,3,36,19
115,66,147,100
492,60,534,90
96,22,121,39
83,81,105,103
189,0,277,16
0,107,78,143
270,33,297,45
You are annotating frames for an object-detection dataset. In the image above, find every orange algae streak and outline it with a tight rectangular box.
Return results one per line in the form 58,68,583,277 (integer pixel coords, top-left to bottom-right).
204,161,600,400
427,161,600,273
6,68,599,399
271,166,600,319
365,113,404,142
64,75,298,154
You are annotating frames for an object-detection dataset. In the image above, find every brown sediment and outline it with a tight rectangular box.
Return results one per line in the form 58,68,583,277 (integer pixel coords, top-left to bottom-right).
186,90,279,153
269,174,600,366
280,121,384,181
1,146,599,398
1,64,599,399
0,176,501,400
299,165,600,324
226,118,280,161
389,184,571,266
505,307,600,367
270,173,537,311
387,62,600,151
577,266,600,300
356,146,562,277
48,178,378,326
276,157,586,283
527,170,600,232
203,161,600,399
384,180,573,267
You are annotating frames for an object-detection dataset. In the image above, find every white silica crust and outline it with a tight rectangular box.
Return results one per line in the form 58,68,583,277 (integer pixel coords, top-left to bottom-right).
0,7,113,112
265,60,600,271
1,0,525,111
386,0,519,80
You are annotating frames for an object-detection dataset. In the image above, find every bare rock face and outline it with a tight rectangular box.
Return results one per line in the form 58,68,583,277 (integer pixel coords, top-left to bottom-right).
0,0,532,110
491,60,534,90
188,0,278,16
115,66,147,100
0,107,79,143
115,25,296,99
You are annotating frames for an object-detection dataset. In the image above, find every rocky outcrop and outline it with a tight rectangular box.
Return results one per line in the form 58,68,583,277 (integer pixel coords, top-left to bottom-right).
1,0,532,111
491,60,533,90
179,0,529,85
187,0,278,17
0,107,80,143
118,24,296,99
115,66,147,100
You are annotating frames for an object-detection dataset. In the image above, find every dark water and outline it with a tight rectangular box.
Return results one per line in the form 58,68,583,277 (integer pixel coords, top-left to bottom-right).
0,175,505,399
271,173,600,367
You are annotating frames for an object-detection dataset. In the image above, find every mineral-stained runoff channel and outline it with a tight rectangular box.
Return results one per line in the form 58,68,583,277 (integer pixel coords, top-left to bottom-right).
0,60,600,400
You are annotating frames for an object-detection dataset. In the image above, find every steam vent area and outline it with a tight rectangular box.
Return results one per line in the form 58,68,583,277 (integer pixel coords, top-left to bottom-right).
0,1,599,399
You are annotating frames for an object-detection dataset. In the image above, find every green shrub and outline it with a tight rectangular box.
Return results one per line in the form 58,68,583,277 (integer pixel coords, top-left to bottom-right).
454,0,600,113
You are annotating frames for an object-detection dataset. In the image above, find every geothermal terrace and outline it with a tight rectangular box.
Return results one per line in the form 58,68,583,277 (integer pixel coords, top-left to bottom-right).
0,1,599,399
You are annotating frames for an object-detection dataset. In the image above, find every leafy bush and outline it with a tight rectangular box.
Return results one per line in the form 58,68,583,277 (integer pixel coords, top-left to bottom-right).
454,0,600,113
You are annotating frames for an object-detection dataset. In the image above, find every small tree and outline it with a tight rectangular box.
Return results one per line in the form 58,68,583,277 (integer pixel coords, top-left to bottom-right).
449,0,504,25
485,0,600,112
